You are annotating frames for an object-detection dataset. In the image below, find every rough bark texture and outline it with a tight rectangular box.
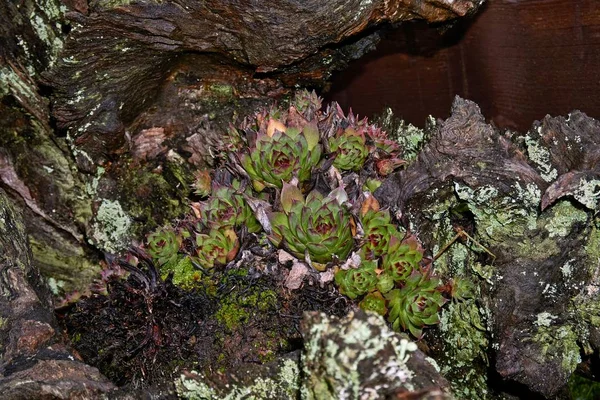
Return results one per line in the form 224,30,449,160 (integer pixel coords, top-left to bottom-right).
0,188,116,398
376,98,600,398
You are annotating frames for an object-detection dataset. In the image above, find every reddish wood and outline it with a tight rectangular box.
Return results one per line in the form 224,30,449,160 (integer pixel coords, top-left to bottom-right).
326,0,600,131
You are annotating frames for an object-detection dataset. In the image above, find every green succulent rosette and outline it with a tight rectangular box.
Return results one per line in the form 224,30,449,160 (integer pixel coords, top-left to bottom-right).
335,260,379,299
381,243,422,283
364,124,402,156
376,274,395,294
194,228,240,269
359,291,388,316
268,183,354,265
386,273,446,338
328,127,368,171
199,184,261,233
146,229,181,266
293,90,322,114
360,209,402,260
241,121,321,191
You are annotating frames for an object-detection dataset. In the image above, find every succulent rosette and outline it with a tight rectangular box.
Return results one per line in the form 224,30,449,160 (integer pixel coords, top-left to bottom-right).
363,124,407,176
198,185,261,233
360,209,402,260
334,260,379,299
194,229,240,269
386,273,446,338
146,229,181,266
268,183,354,265
240,120,321,191
328,128,368,171
364,124,401,156
381,243,423,283
359,291,388,316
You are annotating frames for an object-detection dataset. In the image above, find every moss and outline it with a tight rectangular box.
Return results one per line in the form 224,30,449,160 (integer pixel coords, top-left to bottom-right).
215,289,277,332
568,373,600,400
161,257,202,289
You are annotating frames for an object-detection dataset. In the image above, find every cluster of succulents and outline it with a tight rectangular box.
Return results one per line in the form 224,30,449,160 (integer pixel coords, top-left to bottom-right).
141,90,445,337
334,198,445,338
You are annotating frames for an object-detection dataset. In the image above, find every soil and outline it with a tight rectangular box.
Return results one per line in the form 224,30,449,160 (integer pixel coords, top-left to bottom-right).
55,252,351,392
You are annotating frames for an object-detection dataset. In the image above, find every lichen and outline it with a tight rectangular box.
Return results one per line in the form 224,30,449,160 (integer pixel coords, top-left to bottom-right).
572,178,600,210
176,358,301,400
544,200,588,238
534,312,557,328
29,237,101,294
372,107,429,161
531,324,580,374
90,199,131,253
525,133,558,182
439,300,490,399
301,312,419,399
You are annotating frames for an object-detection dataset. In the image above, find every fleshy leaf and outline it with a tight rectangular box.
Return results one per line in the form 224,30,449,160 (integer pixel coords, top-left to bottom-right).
281,182,304,213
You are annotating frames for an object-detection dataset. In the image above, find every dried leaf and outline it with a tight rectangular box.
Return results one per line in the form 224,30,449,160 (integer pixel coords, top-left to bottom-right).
360,192,380,216
284,261,309,290
267,119,286,137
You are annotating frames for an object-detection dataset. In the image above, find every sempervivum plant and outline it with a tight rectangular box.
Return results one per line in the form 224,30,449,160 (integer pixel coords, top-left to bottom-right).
146,228,181,267
364,124,407,176
268,183,354,267
196,184,261,233
359,291,387,316
381,240,423,283
328,127,369,171
194,228,240,269
386,273,446,339
360,209,403,260
334,260,379,299
240,118,321,191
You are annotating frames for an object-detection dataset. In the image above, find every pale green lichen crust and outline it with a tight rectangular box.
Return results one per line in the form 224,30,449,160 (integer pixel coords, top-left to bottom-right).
531,324,581,375
176,358,301,400
90,199,131,253
301,311,420,399
373,107,430,162
524,131,558,182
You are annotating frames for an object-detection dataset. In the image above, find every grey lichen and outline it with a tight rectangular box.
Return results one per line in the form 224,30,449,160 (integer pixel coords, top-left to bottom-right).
544,200,588,238
373,107,429,161
525,132,558,182
176,358,301,400
439,299,490,399
301,311,420,399
531,324,581,374
90,199,131,253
